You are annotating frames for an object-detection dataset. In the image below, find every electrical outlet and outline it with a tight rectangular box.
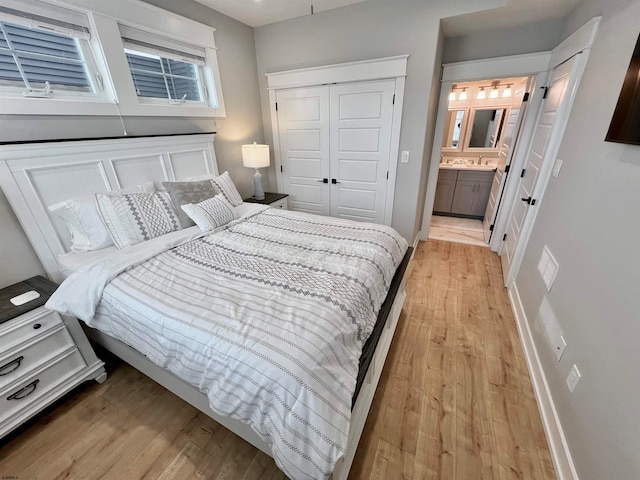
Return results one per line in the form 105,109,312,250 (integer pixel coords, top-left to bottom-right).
400,151,410,163
566,364,581,393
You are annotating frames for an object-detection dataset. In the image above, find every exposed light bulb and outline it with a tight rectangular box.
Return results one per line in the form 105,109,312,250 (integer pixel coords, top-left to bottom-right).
477,87,487,100
459,88,468,101
449,90,456,101
489,86,499,99
502,85,513,97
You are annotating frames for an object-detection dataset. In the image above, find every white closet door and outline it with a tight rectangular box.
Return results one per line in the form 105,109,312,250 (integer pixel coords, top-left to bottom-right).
501,56,577,283
276,86,330,215
329,80,395,223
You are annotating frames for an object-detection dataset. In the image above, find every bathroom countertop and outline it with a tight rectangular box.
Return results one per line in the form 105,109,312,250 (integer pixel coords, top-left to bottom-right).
439,164,497,172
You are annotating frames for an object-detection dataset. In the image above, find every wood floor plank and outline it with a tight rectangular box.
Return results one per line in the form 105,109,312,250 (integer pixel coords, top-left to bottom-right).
0,239,555,480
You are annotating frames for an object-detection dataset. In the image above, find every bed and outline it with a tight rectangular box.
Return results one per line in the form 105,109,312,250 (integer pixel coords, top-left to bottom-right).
0,134,411,480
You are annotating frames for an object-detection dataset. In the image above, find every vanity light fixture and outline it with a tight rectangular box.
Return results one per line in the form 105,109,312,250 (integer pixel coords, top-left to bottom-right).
502,84,513,97
459,88,468,101
489,85,499,99
477,87,487,100
449,85,457,101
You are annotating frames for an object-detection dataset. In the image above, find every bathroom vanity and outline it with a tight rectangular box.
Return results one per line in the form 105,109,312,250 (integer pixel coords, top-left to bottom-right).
434,165,494,218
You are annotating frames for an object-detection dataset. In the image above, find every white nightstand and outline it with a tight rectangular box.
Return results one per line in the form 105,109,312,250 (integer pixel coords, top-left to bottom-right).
0,277,106,438
243,192,289,210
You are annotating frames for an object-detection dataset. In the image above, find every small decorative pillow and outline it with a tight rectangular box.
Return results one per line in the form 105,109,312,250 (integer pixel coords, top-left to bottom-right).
181,194,238,232
96,191,181,249
49,182,155,253
210,171,243,207
162,180,219,228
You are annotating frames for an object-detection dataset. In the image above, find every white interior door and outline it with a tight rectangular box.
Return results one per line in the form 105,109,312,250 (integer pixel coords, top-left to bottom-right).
501,55,579,283
276,86,330,215
329,80,395,223
483,89,530,242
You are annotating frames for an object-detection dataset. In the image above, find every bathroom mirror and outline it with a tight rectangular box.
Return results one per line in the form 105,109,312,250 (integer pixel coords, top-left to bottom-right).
443,109,466,149
468,108,507,149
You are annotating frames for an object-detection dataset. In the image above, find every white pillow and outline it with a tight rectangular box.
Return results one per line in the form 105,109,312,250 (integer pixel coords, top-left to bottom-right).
49,182,155,253
96,191,181,249
181,194,238,232
210,171,243,207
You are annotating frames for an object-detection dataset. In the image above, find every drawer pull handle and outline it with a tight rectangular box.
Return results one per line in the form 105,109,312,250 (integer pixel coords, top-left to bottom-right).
0,356,24,376
33,323,42,330
7,379,39,401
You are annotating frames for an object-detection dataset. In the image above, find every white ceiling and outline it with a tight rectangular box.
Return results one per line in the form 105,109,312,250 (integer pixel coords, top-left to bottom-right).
194,0,581,33
194,0,370,28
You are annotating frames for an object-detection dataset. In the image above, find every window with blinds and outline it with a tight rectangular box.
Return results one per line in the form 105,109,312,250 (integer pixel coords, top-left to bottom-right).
120,26,208,105
0,21,92,93
0,0,102,98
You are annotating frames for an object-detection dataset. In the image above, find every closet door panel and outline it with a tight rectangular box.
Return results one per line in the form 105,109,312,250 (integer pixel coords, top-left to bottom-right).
276,86,330,215
329,80,395,223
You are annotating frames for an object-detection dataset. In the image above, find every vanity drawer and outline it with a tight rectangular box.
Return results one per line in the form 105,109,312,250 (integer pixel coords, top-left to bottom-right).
0,349,86,420
0,326,76,391
457,170,494,183
437,169,459,182
0,309,63,351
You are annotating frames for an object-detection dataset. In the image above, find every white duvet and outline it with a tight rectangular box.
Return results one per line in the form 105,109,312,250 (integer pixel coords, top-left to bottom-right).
47,206,407,479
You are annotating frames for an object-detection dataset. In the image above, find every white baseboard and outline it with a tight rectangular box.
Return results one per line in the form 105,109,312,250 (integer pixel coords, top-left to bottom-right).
508,283,578,480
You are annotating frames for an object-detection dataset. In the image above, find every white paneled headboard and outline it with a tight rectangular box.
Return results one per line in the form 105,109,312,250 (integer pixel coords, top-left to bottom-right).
0,134,218,281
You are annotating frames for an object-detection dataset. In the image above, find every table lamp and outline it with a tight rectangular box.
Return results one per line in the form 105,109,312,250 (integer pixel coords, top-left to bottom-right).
242,142,270,200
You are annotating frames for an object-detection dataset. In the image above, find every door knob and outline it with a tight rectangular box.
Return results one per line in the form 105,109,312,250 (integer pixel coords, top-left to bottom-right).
316,178,328,183
521,196,532,204
331,179,341,184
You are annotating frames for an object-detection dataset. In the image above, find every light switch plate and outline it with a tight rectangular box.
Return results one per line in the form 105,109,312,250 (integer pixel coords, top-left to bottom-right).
554,335,567,362
400,151,410,163
552,159,564,178
566,364,581,393
537,245,559,291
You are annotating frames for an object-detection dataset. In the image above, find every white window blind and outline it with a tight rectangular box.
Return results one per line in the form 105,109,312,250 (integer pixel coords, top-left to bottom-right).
0,0,90,39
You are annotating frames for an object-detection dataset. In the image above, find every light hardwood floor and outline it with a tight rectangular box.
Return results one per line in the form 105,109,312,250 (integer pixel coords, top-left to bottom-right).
0,240,555,480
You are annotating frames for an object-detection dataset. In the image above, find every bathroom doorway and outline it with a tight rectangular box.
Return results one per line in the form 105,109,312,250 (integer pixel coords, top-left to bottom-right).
428,76,531,247
420,52,554,257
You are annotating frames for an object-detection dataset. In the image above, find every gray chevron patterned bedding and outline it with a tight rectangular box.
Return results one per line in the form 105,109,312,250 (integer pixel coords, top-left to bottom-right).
82,208,407,479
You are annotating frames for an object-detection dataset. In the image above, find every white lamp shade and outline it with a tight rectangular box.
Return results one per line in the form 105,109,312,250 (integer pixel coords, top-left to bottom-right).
242,143,270,168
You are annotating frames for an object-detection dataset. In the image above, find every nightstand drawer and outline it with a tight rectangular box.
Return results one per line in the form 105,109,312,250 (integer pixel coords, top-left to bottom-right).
270,198,288,209
0,326,76,391
0,309,63,352
0,349,86,421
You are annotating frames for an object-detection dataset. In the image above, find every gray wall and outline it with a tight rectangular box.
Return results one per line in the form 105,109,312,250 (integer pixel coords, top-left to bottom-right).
0,0,263,289
515,0,640,478
254,0,503,243
442,17,565,64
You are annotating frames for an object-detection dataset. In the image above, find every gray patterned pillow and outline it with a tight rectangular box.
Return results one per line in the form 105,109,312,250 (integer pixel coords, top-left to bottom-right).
162,180,218,228
210,171,243,207
96,191,181,249
181,194,238,232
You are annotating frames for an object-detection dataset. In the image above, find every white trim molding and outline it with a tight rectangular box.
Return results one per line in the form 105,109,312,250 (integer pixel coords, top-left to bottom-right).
508,283,578,480
442,52,552,83
266,55,408,90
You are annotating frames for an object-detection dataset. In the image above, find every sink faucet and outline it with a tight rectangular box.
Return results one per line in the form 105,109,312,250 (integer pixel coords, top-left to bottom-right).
477,156,483,165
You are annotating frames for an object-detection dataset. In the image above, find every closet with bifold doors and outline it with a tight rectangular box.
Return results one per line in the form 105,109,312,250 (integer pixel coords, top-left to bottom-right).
267,56,407,226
